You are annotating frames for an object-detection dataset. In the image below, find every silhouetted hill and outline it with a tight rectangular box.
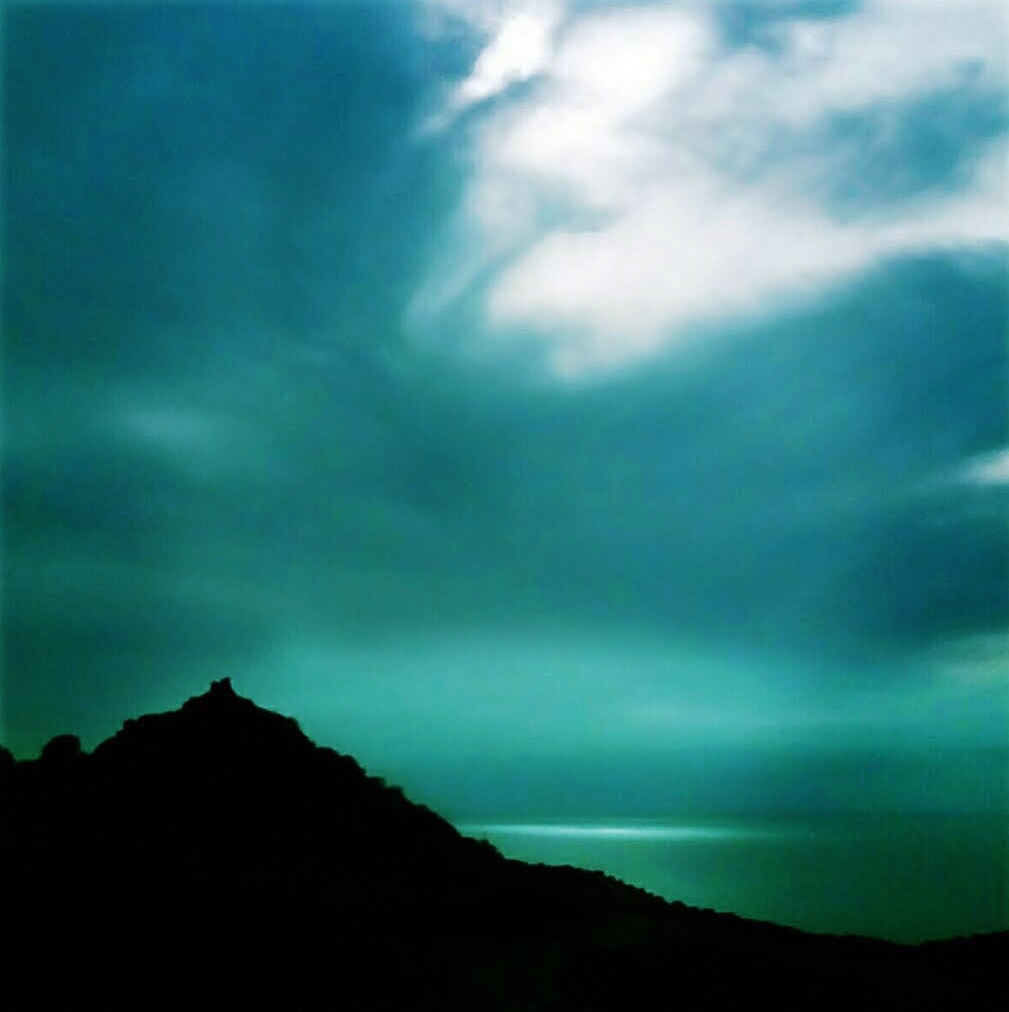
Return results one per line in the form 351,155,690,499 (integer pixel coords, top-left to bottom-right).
1,680,1004,1009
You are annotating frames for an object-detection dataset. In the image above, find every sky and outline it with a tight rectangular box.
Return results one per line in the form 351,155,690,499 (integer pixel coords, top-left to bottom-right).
3,1,1008,829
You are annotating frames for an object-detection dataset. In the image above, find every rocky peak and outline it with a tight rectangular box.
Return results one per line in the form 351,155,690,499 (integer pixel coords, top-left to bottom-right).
91,678,312,767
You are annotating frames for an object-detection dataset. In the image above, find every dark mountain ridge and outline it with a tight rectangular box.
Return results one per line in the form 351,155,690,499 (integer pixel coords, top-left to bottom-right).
1,680,1004,1009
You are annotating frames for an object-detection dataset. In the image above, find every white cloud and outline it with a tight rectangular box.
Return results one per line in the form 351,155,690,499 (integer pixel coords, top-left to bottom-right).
766,0,1007,122
423,0,566,129
412,0,1009,377
457,7,559,102
960,446,1009,486
550,6,711,121
490,146,1007,375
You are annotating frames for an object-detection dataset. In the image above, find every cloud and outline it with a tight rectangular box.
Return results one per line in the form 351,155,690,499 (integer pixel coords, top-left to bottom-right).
413,0,1009,376
751,0,1007,123
454,3,561,104
419,0,511,35
421,0,565,129
961,446,1009,486
933,633,1009,685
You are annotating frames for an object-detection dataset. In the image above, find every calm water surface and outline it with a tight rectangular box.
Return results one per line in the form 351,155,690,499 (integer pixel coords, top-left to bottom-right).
456,814,1009,943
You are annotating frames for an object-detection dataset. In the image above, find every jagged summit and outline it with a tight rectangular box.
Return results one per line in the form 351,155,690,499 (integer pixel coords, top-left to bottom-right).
179,676,269,716
91,677,314,766
186,675,243,707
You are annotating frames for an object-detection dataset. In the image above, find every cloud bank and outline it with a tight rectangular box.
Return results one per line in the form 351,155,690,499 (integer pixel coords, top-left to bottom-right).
415,0,1008,376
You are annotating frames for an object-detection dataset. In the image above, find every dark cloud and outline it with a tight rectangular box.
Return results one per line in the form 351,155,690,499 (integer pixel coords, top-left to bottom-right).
443,252,1008,656
5,3,453,378
716,0,861,49
823,83,1009,209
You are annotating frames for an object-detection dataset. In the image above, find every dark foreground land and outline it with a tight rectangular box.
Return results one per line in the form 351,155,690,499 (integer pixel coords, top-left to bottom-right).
1,680,1005,1009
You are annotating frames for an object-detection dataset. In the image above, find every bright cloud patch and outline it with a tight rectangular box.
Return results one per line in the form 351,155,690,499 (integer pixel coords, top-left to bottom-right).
457,8,557,103
961,446,1009,486
414,0,1009,376
425,0,564,129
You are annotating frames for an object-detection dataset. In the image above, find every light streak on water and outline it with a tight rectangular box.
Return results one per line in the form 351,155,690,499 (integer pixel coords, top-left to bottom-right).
451,814,1008,942
457,821,777,842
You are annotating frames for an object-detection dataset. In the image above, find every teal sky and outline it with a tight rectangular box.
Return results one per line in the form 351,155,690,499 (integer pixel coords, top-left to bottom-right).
3,1,1008,829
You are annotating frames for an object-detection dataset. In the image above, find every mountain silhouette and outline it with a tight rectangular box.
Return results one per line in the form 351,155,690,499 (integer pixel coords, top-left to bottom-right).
1,679,1004,1009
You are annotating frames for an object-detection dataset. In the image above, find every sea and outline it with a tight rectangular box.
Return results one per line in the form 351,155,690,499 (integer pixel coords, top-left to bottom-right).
454,813,1009,943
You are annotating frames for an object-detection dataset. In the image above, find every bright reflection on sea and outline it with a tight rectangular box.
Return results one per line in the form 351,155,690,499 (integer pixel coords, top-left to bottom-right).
458,821,778,841
453,814,1009,943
